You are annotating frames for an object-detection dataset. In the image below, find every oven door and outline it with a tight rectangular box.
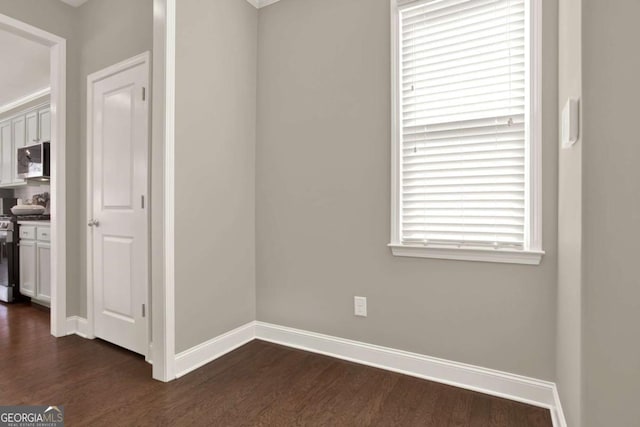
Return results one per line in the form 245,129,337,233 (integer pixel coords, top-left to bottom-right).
0,230,13,302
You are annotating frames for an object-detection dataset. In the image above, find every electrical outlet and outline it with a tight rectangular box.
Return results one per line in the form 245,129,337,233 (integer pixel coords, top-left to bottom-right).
354,296,367,317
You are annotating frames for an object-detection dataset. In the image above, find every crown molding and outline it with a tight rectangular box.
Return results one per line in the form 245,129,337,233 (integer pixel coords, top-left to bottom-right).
246,0,282,9
0,87,50,116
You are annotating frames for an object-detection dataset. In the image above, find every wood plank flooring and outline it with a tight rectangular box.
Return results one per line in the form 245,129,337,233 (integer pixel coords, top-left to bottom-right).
0,302,552,426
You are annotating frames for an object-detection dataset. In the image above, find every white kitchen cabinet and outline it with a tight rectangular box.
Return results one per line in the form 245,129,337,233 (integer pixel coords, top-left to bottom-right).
38,107,51,142
19,224,51,304
19,239,36,298
25,111,38,144
0,121,12,185
12,116,25,148
12,116,27,186
0,103,50,188
11,116,25,185
36,242,51,302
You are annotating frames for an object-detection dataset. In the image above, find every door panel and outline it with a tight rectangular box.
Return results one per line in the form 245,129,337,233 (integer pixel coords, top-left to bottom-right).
101,235,134,319
91,59,149,356
101,87,134,209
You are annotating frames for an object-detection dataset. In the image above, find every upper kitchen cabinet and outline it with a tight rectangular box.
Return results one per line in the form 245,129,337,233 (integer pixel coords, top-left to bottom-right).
38,107,50,143
0,103,50,188
0,121,12,185
25,110,38,144
12,115,25,148
11,116,26,186
11,116,26,185
26,106,50,144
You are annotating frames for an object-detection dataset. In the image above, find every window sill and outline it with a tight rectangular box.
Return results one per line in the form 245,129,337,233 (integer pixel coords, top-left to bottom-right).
388,244,544,265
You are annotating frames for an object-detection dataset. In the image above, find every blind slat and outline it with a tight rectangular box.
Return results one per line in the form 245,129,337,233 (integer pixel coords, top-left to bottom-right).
399,0,528,249
403,0,523,30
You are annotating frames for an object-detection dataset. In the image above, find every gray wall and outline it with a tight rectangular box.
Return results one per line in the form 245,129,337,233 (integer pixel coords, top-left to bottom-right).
556,0,583,425
582,1,640,425
256,0,559,380
0,0,81,317
75,0,154,317
174,0,257,353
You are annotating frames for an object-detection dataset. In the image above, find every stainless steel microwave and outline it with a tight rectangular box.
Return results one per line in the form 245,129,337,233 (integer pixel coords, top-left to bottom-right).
17,142,50,180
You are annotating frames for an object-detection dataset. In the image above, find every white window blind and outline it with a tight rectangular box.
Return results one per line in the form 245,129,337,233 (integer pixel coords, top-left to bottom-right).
399,0,528,250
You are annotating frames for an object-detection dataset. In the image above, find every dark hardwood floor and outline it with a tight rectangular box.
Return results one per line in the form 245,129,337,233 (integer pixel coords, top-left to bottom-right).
0,302,552,426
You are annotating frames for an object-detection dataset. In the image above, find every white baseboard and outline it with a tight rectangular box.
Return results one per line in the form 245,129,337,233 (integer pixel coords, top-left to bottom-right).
254,322,567,427
552,384,568,427
65,316,89,338
174,322,255,378
169,320,567,426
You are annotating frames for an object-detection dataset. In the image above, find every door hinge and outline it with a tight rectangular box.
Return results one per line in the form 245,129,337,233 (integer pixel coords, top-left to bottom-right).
142,87,146,101
142,303,146,318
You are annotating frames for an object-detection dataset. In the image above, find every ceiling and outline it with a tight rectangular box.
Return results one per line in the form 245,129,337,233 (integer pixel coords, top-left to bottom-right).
0,29,50,110
59,0,89,7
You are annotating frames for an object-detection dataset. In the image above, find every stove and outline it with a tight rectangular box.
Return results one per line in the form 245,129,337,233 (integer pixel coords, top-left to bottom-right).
13,214,50,221
0,217,17,302
0,217,13,231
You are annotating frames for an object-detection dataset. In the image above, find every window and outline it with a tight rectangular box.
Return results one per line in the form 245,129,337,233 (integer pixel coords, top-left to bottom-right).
390,0,543,265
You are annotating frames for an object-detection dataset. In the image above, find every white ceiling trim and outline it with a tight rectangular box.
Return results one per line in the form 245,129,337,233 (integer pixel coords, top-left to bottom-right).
0,87,50,116
59,0,89,7
246,0,282,9
258,0,283,8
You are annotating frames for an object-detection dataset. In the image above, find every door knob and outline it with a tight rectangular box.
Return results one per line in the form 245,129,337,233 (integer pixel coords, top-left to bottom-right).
88,219,100,227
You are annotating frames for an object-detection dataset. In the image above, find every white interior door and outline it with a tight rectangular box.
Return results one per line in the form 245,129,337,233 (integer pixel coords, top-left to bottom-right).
90,58,149,356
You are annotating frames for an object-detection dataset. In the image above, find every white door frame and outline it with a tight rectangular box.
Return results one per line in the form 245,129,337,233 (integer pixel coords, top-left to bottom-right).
0,13,67,338
86,52,152,354
151,0,176,382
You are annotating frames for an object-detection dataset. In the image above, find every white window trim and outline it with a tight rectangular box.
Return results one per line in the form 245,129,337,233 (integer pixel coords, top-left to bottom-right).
389,0,544,265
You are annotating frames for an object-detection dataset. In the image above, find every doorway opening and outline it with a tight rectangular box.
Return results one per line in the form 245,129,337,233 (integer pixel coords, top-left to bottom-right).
0,13,67,337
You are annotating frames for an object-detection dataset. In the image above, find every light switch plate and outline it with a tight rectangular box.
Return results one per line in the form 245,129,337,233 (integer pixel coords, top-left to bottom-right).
354,296,367,317
562,98,579,148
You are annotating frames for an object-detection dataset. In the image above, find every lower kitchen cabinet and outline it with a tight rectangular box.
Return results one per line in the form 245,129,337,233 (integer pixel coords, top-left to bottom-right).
19,240,36,298
36,242,51,302
19,223,51,304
